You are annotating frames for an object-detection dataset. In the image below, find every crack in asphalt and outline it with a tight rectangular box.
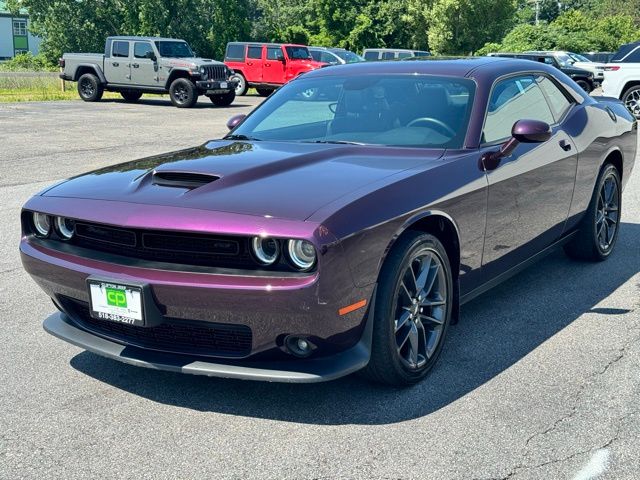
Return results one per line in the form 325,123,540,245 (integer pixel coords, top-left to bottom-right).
493,327,640,480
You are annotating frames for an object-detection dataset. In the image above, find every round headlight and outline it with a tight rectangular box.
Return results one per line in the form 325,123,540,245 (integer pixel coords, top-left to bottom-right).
251,237,280,265
287,240,316,271
55,216,75,240
32,212,51,237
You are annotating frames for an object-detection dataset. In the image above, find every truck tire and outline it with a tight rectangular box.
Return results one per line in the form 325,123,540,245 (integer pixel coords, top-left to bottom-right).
231,73,247,96
120,91,143,103
208,90,235,107
575,79,592,93
621,85,640,118
256,88,274,97
77,73,103,102
169,78,198,108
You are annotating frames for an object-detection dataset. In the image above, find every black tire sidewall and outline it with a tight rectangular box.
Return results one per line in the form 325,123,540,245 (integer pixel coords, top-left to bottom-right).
121,91,142,102
370,232,453,385
209,90,235,106
256,88,273,97
589,165,621,259
622,86,640,117
576,79,591,93
77,74,103,102
169,78,197,108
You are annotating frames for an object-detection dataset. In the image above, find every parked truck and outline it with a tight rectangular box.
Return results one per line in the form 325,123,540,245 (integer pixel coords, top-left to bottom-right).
59,36,237,108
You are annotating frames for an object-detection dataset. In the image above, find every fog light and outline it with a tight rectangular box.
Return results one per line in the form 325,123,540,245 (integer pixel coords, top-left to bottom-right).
285,335,314,358
55,216,75,240
32,212,51,238
251,236,280,265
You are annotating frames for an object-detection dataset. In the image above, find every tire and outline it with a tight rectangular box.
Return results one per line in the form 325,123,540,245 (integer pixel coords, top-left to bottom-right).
564,163,621,261
231,73,247,96
576,79,592,93
208,90,236,107
361,231,453,386
77,73,103,102
621,85,640,118
256,88,273,97
120,91,143,102
169,78,198,108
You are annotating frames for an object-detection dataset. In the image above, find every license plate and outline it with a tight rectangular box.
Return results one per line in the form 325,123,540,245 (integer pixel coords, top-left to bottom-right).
219,81,228,89
88,280,144,326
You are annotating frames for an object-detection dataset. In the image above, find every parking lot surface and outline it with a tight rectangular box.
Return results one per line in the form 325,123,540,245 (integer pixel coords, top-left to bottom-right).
1,97,639,479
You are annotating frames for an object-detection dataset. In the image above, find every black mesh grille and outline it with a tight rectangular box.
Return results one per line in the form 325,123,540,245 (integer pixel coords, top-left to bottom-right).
61,297,252,357
204,65,227,81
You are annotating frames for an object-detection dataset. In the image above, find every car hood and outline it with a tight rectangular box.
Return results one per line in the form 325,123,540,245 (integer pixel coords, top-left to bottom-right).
163,58,224,68
42,141,441,221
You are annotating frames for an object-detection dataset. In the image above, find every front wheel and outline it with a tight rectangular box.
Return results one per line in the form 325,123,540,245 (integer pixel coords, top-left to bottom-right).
169,78,198,108
564,164,621,261
208,90,235,107
77,73,103,102
622,85,640,118
576,79,592,93
256,88,273,97
362,231,453,386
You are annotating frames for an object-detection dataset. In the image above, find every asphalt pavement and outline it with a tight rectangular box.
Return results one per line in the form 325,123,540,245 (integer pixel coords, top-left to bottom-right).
0,95,639,480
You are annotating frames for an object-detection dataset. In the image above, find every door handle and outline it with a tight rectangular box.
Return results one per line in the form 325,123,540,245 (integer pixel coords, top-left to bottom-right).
247,62,253,66
132,63,139,68
112,62,119,67
559,140,572,152
265,63,271,66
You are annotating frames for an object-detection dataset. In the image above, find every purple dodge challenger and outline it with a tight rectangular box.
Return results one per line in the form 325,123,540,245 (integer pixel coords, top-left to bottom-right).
21,58,636,385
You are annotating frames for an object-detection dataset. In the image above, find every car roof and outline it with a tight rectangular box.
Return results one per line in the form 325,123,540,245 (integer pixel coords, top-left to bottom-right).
226,42,307,48
108,36,184,42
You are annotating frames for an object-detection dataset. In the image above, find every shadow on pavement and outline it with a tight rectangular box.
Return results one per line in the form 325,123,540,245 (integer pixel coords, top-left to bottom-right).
100,98,257,109
70,222,640,425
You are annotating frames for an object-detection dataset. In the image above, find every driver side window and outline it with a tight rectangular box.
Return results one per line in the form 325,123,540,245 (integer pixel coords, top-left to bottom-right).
483,75,554,144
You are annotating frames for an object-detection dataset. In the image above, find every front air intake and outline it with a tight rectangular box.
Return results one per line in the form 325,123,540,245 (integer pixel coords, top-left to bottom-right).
152,171,219,189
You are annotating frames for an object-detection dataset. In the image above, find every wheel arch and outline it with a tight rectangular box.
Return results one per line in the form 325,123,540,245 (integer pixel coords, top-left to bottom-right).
620,80,640,99
602,148,623,181
165,69,193,89
74,64,106,83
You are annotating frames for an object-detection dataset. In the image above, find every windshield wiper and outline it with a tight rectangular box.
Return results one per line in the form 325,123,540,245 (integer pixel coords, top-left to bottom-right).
225,134,262,141
307,140,369,146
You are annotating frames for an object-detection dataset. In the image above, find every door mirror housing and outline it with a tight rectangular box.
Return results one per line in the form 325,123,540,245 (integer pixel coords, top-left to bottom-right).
482,119,551,170
277,53,286,63
226,114,247,130
145,51,157,61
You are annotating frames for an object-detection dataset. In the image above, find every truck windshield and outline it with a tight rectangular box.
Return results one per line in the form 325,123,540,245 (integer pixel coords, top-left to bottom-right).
155,41,194,58
285,46,312,60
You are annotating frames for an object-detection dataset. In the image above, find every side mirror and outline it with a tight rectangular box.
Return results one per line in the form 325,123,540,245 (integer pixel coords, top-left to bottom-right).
278,54,286,63
146,51,157,61
226,114,246,130
482,119,551,170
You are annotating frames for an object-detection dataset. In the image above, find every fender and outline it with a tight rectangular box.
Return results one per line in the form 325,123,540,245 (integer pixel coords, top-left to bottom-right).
164,68,195,89
74,64,107,84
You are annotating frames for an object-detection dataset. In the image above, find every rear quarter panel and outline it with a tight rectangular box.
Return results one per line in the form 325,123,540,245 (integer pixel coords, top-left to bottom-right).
63,53,105,80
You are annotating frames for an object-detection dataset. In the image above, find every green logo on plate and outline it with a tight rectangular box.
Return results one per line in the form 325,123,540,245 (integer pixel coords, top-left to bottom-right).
106,287,127,308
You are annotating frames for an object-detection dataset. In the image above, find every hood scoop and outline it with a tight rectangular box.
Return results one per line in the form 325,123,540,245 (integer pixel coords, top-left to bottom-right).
152,171,220,189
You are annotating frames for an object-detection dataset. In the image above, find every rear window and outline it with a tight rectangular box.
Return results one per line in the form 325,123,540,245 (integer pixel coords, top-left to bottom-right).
364,51,379,61
112,41,129,58
226,43,245,61
247,46,262,59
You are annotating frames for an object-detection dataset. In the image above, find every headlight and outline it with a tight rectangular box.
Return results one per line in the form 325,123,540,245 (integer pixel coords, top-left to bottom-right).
287,240,316,271
251,237,280,265
55,216,75,240
32,212,51,238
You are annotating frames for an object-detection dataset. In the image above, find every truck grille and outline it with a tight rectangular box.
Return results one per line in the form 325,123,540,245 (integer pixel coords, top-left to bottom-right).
203,65,227,81
60,297,253,358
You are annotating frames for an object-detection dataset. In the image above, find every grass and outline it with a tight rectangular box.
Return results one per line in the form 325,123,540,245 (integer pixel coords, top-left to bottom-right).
0,75,119,102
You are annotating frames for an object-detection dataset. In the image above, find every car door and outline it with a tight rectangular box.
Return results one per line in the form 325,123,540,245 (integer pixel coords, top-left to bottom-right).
244,45,264,83
131,41,158,87
105,40,131,84
480,74,578,279
263,46,285,84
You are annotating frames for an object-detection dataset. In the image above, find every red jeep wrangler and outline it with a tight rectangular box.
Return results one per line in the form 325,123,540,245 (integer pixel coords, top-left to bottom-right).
224,42,326,96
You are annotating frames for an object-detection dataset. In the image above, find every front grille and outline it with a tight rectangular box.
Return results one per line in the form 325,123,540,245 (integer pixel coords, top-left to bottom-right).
60,297,252,358
204,65,227,81
71,221,253,269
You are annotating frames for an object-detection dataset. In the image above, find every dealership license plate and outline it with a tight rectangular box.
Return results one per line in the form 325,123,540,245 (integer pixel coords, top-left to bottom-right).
88,280,144,326
219,81,228,88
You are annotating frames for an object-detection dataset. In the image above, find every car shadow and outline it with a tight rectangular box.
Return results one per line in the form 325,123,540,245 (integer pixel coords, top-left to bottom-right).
69,222,640,425
100,98,256,109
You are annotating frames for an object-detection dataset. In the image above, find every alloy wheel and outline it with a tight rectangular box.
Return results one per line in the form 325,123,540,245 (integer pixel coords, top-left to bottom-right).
394,248,447,370
595,172,619,252
80,79,94,98
175,86,188,104
623,89,640,118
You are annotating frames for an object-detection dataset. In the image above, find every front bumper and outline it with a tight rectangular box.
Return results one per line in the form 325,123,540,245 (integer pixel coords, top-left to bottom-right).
195,79,236,93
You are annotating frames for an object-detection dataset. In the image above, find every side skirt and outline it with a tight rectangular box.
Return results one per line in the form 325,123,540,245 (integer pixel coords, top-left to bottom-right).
460,231,578,305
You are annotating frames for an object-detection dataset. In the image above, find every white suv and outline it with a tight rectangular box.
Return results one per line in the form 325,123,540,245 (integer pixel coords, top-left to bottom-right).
601,41,640,117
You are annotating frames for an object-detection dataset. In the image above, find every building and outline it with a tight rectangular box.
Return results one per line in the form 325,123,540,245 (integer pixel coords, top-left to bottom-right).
0,1,41,60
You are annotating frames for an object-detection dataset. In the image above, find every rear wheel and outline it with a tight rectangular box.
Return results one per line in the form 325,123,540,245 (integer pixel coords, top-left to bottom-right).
362,231,453,386
256,88,274,97
169,78,198,108
120,91,143,102
576,79,592,93
621,85,640,118
77,73,103,102
208,90,236,106
231,73,247,96
564,163,621,261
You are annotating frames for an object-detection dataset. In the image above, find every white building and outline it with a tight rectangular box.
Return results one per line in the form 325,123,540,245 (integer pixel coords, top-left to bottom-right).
0,1,41,60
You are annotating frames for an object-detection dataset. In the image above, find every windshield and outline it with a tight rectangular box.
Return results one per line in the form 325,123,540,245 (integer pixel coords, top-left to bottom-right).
229,74,475,148
569,52,591,63
155,41,194,58
285,46,312,60
555,53,575,68
333,50,364,63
